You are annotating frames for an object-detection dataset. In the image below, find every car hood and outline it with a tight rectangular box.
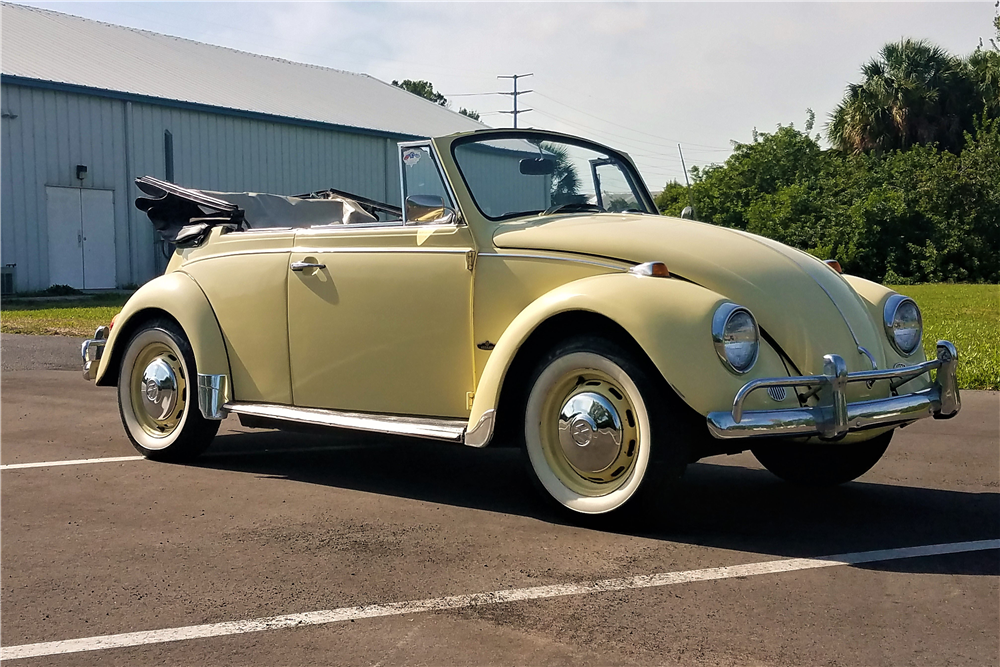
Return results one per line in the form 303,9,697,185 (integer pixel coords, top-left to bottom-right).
493,214,889,376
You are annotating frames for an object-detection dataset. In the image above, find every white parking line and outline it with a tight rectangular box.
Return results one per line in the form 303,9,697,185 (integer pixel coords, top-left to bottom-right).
0,444,388,471
0,456,145,470
2,539,996,661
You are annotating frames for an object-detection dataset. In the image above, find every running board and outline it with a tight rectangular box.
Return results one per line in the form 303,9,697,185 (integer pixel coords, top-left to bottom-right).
223,402,468,443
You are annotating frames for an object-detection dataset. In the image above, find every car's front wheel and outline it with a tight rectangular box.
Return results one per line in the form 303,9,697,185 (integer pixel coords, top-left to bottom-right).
751,431,893,486
522,336,689,516
118,318,219,461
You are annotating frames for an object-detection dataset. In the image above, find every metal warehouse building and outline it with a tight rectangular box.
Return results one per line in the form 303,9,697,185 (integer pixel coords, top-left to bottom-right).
0,3,483,293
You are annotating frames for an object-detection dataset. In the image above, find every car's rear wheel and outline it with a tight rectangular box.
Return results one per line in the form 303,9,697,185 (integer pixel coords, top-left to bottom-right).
751,431,893,486
118,318,219,461
521,335,689,516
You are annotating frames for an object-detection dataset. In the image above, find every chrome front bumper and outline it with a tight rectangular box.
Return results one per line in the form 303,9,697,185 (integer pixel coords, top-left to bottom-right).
707,340,961,440
81,326,109,381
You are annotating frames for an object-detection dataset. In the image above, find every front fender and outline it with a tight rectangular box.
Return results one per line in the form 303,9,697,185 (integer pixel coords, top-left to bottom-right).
468,273,792,434
95,272,231,394
841,274,931,392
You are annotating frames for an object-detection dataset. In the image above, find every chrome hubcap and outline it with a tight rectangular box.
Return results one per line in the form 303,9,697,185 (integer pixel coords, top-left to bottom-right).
140,357,178,421
558,391,624,473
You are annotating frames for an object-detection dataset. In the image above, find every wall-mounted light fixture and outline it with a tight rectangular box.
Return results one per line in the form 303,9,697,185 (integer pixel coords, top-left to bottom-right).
76,165,88,181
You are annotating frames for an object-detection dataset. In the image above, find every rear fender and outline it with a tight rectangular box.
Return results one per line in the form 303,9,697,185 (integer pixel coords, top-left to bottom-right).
95,272,231,401
467,273,791,440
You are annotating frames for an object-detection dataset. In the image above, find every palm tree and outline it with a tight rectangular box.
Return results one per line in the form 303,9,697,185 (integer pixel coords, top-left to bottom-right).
969,49,1000,119
969,14,1000,120
828,39,975,153
541,143,582,204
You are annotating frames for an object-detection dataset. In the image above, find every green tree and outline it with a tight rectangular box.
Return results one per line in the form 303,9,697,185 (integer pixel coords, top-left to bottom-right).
828,39,976,154
664,117,1000,283
653,181,689,215
391,79,447,106
682,122,827,230
969,9,1000,119
391,80,480,120
540,143,581,205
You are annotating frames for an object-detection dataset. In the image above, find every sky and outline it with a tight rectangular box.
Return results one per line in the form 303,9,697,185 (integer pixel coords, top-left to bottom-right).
11,1,995,188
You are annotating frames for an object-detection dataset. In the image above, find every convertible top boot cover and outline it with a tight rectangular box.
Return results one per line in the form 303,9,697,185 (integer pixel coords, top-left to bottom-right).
206,191,378,228
134,176,378,246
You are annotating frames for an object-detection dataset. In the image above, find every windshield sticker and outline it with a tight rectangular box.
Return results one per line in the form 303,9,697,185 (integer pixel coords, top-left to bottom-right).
402,149,422,166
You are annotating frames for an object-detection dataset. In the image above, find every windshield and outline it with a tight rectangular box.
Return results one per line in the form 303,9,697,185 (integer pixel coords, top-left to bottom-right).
452,134,653,221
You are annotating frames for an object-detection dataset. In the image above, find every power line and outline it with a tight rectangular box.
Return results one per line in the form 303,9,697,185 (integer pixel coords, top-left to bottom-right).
530,110,705,159
525,110,709,181
537,77,730,136
530,109,730,160
533,92,733,150
496,73,533,128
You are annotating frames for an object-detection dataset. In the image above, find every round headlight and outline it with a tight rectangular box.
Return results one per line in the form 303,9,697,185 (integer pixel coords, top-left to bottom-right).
712,303,760,374
883,294,922,356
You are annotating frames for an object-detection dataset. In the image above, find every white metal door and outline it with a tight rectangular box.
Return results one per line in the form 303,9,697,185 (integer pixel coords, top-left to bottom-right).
46,186,84,288
45,187,116,289
81,189,116,288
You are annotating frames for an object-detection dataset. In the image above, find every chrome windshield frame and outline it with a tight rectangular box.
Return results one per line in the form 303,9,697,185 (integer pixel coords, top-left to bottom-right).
449,130,658,222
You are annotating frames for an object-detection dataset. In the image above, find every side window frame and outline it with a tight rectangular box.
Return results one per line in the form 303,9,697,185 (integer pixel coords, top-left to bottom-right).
398,141,462,226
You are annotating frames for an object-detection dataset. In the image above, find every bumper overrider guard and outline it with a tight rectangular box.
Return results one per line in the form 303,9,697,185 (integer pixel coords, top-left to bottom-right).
81,326,110,381
707,340,961,440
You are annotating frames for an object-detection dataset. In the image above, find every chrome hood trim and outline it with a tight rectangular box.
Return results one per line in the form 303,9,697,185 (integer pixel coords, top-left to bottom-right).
494,215,892,379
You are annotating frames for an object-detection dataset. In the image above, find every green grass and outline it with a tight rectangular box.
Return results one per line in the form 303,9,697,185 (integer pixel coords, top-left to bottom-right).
2,285,996,390
0,294,130,337
888,284,999,391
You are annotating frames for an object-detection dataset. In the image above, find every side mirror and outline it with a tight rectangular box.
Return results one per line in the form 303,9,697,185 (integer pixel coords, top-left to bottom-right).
405,195,457,225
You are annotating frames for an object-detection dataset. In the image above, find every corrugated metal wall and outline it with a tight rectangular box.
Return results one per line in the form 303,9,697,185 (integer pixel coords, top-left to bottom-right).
1,84,130,292
1,82,401,291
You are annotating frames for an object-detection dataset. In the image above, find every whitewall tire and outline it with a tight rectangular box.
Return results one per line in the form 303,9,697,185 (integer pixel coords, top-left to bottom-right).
117,319,219,461
522,336,688,516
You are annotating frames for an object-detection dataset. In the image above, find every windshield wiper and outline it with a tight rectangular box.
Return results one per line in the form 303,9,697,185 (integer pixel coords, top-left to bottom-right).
541,203,602,215
494,209,545,221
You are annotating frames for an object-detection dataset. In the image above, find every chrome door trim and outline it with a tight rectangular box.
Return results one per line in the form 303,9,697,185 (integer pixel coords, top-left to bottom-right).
225,402,469,443
293,247,470,255
486,252,630,272
183,246,472,266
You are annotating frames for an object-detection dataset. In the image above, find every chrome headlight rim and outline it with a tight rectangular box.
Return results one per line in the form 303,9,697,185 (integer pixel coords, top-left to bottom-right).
712,302,760,375
882,294,923,357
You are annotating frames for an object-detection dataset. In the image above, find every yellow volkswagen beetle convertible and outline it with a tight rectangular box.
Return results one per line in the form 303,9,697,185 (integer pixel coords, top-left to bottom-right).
82,129,961,516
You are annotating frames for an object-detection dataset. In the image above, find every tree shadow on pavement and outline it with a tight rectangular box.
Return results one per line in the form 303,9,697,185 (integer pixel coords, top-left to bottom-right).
194,428,1000,577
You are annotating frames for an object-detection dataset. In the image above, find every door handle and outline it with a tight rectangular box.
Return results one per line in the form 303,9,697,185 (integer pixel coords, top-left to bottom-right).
290,261,326,272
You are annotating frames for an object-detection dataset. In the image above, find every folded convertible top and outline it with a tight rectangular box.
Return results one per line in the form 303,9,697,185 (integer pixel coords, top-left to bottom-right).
135,176,396,246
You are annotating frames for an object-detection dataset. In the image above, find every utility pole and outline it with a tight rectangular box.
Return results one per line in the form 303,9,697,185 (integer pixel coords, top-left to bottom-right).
497,73,533,128
677,143,696,220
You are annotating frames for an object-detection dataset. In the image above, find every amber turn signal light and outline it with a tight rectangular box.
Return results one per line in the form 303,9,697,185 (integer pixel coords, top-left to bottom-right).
629,261,670,277
824,259,843,274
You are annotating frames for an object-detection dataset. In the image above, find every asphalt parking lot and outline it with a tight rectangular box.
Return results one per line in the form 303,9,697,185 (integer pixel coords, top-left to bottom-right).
2,333,998,666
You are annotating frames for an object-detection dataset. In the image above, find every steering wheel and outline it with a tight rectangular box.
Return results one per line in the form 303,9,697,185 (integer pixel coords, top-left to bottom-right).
541,203,602,215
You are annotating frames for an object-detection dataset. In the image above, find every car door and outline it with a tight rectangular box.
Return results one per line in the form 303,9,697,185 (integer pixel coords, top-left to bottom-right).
286,143,475,419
